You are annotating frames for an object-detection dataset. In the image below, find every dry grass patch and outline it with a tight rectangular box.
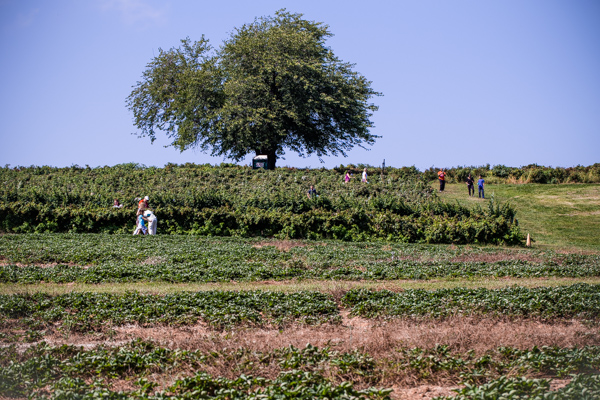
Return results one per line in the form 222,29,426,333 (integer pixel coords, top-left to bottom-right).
12,316,599,356
7,317,598,400
449,253,546,264
142,256,167,265
0,259,89,268
252,240,308,251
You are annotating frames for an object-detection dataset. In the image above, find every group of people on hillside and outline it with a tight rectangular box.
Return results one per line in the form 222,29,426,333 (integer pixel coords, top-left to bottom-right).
132,196,158,235
342,168,369,184
438,169,485,198
308,168,370,198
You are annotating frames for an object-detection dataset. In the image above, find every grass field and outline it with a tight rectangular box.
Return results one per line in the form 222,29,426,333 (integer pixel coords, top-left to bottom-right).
435,182,600,251
1,182,599,399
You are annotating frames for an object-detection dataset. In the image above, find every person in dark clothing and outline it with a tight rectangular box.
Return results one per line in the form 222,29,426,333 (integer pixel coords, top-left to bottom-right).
466,174,475,197
307,185,318,199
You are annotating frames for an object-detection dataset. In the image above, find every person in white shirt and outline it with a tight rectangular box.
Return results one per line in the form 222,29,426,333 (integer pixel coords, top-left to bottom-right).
144,210,158,235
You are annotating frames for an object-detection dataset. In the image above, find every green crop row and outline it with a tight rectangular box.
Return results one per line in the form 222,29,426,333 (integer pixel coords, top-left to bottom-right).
3,234,597,284
1,285,599,336
434,374,600,400
2,258,599,284
12,371,392,400
0,290,339,331
2,340,599,399
0,164,521,243
2,233,564,266
341,284,600,320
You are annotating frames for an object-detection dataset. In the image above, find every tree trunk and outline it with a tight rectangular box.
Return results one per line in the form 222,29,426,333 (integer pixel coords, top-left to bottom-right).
257,149,277,170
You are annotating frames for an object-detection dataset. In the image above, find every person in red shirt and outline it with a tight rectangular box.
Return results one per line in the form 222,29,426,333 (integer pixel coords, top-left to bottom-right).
138,196,149,211
437,169,446,192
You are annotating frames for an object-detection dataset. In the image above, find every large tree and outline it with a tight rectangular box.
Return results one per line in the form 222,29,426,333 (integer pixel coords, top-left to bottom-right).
127,10,381,169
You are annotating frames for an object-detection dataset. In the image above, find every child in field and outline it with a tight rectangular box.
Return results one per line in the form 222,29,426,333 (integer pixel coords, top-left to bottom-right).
133,209,148,235
344,171,351,183
478,175,485,198
362,168,368,183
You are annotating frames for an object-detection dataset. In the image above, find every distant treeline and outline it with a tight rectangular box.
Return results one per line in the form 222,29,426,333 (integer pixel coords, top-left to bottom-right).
423,163,600,184
0,163,521,244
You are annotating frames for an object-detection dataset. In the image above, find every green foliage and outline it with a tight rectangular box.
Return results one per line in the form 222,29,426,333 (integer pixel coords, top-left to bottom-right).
2,340,598,399
1,235,599,284
0,290,339,331
341,284,600,320
1,285,599,338
126,10,381,169
425,163,600,184
434,374,600,400
0,164,521,244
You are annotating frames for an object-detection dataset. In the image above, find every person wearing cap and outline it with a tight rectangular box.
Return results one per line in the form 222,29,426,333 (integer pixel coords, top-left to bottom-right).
138,196,149,212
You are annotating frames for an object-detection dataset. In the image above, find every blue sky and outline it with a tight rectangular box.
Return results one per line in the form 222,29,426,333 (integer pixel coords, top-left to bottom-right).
1,0,599,170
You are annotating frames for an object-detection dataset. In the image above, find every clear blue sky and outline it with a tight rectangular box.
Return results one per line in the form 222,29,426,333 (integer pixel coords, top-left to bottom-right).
1,0,599,170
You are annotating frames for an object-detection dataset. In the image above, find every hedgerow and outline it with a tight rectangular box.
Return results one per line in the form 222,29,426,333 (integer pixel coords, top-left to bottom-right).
423,163,600,184
0,164,521,244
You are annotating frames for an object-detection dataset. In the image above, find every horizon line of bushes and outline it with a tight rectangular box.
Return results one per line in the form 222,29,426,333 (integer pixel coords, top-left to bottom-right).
4,162,600,184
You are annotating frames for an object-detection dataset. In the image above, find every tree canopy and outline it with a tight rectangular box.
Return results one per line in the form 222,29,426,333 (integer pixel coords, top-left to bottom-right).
127,10,381,169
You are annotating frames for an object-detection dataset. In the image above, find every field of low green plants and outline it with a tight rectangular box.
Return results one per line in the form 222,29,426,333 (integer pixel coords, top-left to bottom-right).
1,164,599,399
1,234,600,284
1,284,598,335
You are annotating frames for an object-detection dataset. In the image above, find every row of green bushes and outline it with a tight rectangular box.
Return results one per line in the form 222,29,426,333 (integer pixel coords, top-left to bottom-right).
0,201,521,244
0,164,521,243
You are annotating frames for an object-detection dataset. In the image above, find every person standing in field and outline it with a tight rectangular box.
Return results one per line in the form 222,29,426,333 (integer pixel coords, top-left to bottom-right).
133,209,148,235
307,185,318,199
144,210,158,235
344,171,351,183
437,168,446,192
466,174,475,197
362,168,368,183
478,175,485,198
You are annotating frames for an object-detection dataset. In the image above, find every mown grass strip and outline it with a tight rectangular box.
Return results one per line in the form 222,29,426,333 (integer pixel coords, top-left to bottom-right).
2,276,600,296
